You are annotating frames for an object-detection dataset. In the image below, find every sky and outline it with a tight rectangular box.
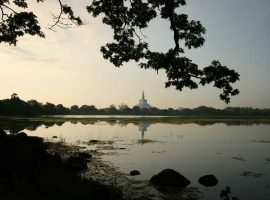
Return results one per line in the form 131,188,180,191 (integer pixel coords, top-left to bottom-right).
0,0,269,109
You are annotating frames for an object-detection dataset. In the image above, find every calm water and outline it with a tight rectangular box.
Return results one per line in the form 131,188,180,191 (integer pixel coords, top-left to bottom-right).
1,117,270,200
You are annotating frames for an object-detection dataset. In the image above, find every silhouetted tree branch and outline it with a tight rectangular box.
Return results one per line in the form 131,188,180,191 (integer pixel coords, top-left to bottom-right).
0,0,240,103
48,0,83,31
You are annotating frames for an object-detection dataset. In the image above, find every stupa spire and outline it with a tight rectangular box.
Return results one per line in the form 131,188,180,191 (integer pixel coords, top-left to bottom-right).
136,90,151,109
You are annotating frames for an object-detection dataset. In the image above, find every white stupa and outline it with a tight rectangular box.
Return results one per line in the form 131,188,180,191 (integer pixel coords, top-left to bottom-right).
136,91,151,109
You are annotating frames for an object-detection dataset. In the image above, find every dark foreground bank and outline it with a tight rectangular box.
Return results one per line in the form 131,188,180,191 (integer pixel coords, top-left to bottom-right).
0,128,122,200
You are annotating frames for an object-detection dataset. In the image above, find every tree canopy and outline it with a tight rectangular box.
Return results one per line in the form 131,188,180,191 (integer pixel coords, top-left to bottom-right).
1,94,270,117
0,0,240,103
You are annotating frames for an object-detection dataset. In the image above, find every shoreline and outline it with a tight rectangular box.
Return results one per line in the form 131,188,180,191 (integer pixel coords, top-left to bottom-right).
1,115,270,125
0,129,122,200
47,136,202,200
50,138,166,200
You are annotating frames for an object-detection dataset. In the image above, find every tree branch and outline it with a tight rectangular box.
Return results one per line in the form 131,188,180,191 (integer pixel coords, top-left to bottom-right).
165,0,180,54
48,0,63,30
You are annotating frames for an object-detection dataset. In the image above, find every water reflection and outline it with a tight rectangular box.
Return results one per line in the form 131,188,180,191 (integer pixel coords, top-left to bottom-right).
0,117,270,200
1,116,270,135
137,123,151,140
0,120,61,134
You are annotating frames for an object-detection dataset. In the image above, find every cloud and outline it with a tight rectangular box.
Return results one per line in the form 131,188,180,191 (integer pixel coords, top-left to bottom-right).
0,45,58,63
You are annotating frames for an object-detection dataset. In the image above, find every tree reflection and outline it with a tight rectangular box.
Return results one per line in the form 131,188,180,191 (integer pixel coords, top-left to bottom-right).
0,119,66,134
1,117,270,135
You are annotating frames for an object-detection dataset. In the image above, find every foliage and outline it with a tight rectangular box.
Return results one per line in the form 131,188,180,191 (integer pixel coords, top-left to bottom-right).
220,186,239,200
0,94,70,115
0,0,240,103
0,94,269,116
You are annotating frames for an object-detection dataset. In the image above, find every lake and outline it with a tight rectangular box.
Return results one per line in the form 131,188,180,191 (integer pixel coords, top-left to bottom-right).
1,116,270,200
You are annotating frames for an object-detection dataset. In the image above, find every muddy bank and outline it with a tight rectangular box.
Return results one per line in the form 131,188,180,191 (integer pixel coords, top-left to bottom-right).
0,129,122,200
80,140,202,200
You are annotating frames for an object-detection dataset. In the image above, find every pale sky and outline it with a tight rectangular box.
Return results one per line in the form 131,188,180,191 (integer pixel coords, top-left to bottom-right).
0,0,269,109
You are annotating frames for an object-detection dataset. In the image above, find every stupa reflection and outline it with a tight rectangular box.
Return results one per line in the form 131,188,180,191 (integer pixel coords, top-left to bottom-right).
137,122,151,143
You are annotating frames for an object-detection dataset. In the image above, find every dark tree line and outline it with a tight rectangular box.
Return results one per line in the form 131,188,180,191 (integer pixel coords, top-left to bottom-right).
0,94,69,115
0,94,269,116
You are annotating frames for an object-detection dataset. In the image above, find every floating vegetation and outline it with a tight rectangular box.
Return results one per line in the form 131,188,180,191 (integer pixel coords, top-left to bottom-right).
252,140,270,143
138,139,159,144
220,186,239,200
240,171,262,178
232,156,246,161
151,151,166,154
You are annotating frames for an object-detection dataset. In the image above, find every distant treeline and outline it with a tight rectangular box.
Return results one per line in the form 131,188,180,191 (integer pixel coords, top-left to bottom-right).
0,94,270,116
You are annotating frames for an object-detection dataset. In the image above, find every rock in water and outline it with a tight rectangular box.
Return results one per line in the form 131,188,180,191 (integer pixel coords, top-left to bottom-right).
130,170,141,176
150,169,190,187
78,152,92,161
67,156,88,170
15,132,28,141
198,174,218,187
0,128,7,139
88,140,99,144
